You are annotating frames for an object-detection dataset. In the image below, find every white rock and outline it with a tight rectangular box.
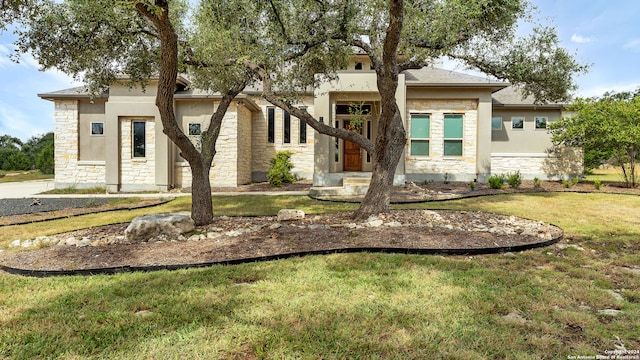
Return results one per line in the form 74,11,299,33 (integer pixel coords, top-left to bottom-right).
9,239,21,248
277,209,305,221
20,240,33,248
77,238,92,247
124,212,195,243
269,223,282,230
385,221,402,227
65,237,78,246
606,290,625,302
598,309,621,316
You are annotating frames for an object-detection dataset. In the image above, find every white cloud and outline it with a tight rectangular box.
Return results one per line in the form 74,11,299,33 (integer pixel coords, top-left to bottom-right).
623,39,640,52
571,34,593,44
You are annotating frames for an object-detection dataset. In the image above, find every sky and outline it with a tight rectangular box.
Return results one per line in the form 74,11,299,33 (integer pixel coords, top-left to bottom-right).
1,0,639,141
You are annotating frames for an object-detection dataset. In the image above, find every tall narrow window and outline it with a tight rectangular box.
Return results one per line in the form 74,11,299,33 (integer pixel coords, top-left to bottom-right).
133,121,146,158
444,114,463,156
410,114,430,156
335,121,339,162
267,107,275,143
299,118,307,144
283,111,291,144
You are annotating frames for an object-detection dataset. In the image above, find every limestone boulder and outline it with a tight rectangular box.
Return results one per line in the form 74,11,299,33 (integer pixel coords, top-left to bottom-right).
277,209,305,221
125,212,195,243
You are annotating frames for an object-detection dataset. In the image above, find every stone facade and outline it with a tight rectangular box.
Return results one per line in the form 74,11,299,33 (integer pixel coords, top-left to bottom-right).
120,118,156,189
251,98,315,182
405,99,479,181
54,100,106,188
491,147,584,180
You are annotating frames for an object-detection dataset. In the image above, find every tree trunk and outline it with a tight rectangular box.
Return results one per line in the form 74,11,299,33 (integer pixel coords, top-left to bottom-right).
190,161,214,226
352,0,406,219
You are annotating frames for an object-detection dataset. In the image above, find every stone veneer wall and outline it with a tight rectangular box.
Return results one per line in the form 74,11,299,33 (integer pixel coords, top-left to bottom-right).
54,100,106,188
491,147,583,180
120,118,156,187
251,98,315,182
176,105,241,188
237,104,253,185
405,99,478,181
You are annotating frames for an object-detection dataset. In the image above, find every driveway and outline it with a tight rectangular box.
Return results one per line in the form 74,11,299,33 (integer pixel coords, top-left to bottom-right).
0,179,55,199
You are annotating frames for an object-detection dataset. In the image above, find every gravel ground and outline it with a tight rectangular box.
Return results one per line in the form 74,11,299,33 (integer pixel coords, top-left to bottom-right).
0,198,114,217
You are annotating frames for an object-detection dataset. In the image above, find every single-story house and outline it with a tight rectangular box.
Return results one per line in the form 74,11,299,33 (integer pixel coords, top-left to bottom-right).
39,58,582,194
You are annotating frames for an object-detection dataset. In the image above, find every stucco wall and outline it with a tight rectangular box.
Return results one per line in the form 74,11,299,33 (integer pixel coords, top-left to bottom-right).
78,100,106,161
54,100,106,188
491,108,561,153
405,99,479,182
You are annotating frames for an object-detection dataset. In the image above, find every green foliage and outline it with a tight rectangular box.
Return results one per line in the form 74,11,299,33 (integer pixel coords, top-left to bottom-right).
468,181,475,191
267,151,296,187
594,178,602,190
507,171,522,188
571,176,579,186
2,152,31,171
550,91,640,187
533,177,542,188
562,179,570,188
36,142,55,174
488,174,506,189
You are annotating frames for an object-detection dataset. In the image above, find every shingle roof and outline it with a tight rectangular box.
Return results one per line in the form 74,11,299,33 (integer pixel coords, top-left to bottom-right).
403,67,508,90
38,86,107,99
492,86,563,108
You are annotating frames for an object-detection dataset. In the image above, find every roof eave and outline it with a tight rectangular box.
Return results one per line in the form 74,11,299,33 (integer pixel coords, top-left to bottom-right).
406,83,510,92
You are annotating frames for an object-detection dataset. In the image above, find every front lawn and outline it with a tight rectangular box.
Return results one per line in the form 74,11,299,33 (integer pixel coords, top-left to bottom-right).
1,193,638,359
0,170,53,183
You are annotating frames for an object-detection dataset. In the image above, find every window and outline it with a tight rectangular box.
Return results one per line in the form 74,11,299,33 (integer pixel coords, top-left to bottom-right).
335,121,339,162
299,118,307,144
491,117,502,130
188,123,201,136
444,114,463,156
132,121,146,158
535,117,547,130
355,62,363,70
91,122,104,135
267,107,275,143
283,111,291,144
410,114,430,156
366,120,371,162
512,116,524,130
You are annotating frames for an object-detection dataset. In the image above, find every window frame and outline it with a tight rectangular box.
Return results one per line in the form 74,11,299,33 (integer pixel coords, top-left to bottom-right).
132,121,146,158
443,114,464,157
491,116,502,130
511,116,525,130
409,113,431,157
90,122,104,136
188,122,202,136
534,116,548,130
298,107,307,144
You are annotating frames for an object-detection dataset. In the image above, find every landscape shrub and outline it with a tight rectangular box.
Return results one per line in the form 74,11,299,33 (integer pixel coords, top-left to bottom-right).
594,178,602,190
468,181,475,190
267,151,296,187
562,179,570,188
571,176,579,186
507,171,522,189
488,174,505,189
533,177,541,188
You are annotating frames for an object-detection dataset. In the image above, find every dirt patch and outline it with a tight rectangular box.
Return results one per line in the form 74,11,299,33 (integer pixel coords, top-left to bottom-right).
0,210,561,274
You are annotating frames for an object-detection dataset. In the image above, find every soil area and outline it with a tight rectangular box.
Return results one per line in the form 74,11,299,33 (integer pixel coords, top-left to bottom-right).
1,179,638,274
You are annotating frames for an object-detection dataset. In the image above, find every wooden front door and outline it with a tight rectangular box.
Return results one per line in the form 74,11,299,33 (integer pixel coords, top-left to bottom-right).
343,120,362,171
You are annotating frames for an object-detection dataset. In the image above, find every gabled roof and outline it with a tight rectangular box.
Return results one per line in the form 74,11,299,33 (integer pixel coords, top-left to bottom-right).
403,67,509,92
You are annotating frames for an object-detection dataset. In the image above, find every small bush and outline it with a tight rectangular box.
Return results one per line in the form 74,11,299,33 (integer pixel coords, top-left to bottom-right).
533,177,541,188
571,176,579,186
469,181,475,191
562,179,570,188
267,151,296,187
507,171,522,189
488,174,505,189
443,172,450,184
594,178,602,190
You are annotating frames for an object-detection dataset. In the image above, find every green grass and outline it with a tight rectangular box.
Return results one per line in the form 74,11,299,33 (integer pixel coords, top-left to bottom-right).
0,170,53,183
41,186,107,194
1,193,639,359
584,166,637,184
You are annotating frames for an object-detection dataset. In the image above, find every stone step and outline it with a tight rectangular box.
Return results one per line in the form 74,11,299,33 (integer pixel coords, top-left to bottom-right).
343,177,371,186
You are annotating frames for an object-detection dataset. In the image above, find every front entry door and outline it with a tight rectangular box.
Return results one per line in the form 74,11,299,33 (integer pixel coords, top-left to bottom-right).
343,120,362,171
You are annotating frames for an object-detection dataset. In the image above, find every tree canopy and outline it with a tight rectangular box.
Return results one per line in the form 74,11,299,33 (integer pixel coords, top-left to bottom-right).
550,91,640,187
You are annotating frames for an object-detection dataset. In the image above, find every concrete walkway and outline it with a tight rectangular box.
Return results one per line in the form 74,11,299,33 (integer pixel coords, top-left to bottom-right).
0,179,309,199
